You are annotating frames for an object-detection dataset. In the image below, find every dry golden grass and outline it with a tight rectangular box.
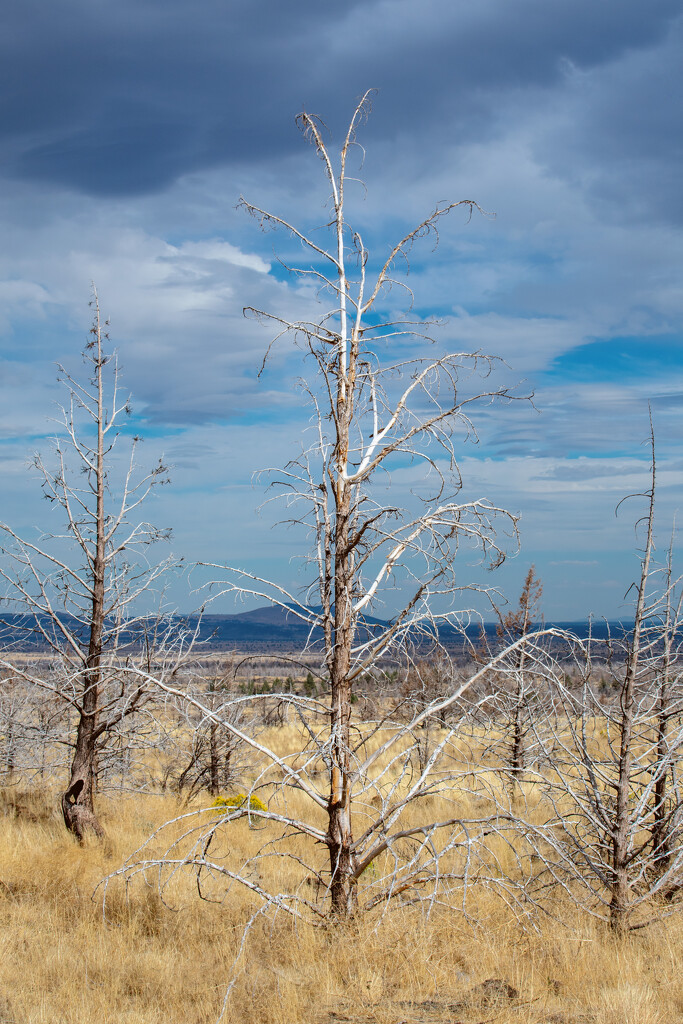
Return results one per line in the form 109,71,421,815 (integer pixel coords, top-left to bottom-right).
2,740,683,1024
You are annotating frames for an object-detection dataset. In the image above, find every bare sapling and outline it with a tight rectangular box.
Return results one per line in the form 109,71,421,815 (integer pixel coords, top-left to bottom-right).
478,566,544,790
165,663,256,801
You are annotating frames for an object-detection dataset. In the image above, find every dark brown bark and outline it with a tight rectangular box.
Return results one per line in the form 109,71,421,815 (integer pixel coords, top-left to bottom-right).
61,711,104,841
511,703,525,779
609,638,638,932
4,718,15,779
61,312,106,842
498,566,541,789
223,745,232,791
651,713,671,872
651,575,674,873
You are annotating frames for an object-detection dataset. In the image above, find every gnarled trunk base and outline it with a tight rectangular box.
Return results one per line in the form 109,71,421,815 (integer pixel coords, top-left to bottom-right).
61,760,104,842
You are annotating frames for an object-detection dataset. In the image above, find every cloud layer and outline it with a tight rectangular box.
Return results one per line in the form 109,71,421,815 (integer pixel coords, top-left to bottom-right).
1,0,682,618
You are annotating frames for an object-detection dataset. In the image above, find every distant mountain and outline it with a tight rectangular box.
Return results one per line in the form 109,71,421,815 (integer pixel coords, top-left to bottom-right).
219,606,303,626
195,605,389,647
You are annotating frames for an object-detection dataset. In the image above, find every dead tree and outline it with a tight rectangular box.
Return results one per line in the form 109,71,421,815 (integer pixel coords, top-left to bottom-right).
166,668,255,801
0,292,182,840
397,656,463,776
500,567,542,782
110,94,569,930
520,434,683,932
648,529,683,876
477,566,545,788
223,91,530,918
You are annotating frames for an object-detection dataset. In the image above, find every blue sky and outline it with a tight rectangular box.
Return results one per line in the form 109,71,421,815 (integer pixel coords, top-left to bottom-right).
0,0,682,619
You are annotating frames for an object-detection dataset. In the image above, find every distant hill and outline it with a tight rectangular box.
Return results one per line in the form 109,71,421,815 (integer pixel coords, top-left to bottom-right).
0,607,635,652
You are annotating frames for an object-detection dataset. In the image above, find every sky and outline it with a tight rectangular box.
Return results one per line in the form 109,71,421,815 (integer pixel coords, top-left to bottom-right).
0,0,682,621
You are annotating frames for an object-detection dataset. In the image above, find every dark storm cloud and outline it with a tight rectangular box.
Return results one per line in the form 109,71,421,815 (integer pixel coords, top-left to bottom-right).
2,0,681,196
534,14,683,222
1,0,345,193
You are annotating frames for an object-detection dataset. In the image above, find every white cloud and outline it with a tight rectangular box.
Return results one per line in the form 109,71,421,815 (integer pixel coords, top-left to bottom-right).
171,239,271,274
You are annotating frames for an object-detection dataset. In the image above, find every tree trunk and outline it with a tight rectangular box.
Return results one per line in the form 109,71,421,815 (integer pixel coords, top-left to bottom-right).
62,696,104,841
652,655,672,873
609,638,637,932
328,792,357,917
209,721,220,796
5,717,15,779
509,646,527,794
651,717,670,872
326,369,358,916
327,654,357,916
327,574,358,916
609,649,637,933
62,319,106,842
652,554,674,874
223,744,232,790
511,700,525,781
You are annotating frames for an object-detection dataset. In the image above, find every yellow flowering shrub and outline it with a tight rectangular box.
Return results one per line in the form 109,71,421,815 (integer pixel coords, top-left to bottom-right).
210,793,268,814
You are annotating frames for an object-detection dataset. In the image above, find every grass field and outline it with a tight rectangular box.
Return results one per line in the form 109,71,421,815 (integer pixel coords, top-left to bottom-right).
2,748,683,1024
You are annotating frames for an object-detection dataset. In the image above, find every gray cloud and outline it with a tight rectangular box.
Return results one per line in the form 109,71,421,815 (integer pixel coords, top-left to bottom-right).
2,0,680,198
532,16,683,223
